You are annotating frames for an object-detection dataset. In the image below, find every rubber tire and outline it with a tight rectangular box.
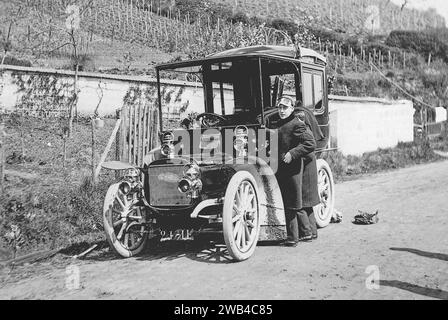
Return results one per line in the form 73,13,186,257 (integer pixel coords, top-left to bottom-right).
313,159,335,228
222,171,261,262
103,183,147,258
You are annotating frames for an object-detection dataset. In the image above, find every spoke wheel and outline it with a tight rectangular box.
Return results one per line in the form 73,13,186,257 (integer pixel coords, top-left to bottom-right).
313,159,335,228
103,183,147,258
223,171,260,261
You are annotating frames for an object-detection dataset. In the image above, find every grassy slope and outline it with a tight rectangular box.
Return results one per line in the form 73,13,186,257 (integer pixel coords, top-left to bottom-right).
0,0,176,73
0,115,120,260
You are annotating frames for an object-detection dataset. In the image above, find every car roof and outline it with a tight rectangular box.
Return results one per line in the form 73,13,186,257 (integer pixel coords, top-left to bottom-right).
156,45,326,71
208,45,326,62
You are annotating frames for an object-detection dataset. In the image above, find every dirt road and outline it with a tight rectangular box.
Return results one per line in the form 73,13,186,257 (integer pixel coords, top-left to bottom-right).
1,160,448,300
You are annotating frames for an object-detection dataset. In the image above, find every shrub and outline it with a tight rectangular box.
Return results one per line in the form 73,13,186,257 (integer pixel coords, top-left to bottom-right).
310,27,348,43
0,176,109,256
386,30,448,63
174,0,232,26
174,0,210,24
228,11,250,25
320,139,441,182
267,18,298,39
1,56,32,67
321,150,347,179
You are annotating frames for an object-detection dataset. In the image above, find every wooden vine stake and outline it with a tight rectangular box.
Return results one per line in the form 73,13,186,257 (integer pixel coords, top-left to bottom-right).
0,121,5,194
91,119,96,184
95,118,122,182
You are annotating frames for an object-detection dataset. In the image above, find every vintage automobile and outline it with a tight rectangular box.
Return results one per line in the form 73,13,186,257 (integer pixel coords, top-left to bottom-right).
102,45,335,261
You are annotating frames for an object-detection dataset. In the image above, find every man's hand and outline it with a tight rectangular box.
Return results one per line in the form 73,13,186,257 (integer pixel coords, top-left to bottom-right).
283,152,292,164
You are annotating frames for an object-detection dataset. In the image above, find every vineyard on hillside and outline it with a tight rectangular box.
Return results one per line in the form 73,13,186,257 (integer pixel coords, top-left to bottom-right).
6,0,442,65
214,0,445,35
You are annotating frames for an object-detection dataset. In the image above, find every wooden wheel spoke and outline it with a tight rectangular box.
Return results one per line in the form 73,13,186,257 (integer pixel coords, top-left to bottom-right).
232,214,240,223
113,219,124,228
241,221,246,247
112,208,122,216
243,184,250,204
236,189,242,206
124,233,129,247
130,233,137,247
236,221,243,245
244,223,251,241
115,195,125,209
247,220,255,228
117,223,127,240
246,193,255,207
233,220,241,238
123,194,129,207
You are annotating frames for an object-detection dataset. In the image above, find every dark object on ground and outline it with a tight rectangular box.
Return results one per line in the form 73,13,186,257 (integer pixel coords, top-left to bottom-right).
6,151,34,164
353,210,379,225
72,244,98,259
331,209,343,223
0,249,60,267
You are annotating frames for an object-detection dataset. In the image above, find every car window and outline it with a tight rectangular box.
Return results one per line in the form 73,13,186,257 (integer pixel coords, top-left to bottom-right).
269,73,295,108
302,70,324,113
302,72,313,109
313,73,323,112
212,82,236,115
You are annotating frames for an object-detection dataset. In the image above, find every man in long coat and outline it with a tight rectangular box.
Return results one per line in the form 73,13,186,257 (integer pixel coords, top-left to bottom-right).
295,102,322,240
274,97,316,246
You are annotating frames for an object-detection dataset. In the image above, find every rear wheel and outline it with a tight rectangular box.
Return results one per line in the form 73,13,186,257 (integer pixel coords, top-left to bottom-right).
314,159,335,228
222,171,260,262
103,183,147,258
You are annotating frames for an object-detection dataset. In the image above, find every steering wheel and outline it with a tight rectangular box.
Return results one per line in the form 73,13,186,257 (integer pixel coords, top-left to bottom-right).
196,113,227,128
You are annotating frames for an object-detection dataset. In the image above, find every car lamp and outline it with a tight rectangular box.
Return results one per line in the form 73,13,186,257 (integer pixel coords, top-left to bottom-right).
234,126,248,157
119,181,132,195
178,163,202,199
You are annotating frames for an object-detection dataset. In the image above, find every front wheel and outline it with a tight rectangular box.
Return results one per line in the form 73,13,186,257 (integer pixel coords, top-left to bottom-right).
222,171,260,262
103,183,148,258
313,159,335,228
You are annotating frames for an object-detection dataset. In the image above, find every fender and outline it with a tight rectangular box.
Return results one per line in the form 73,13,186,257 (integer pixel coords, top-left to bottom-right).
101,160,138,171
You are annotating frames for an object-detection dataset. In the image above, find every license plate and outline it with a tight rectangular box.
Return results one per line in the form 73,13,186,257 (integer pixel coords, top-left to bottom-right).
160,229,195,241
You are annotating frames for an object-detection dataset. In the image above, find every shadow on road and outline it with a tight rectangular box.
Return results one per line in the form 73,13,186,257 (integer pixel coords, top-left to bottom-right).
84,240,235,264
390,247,448,261
136,241,235,264
380,280,448,300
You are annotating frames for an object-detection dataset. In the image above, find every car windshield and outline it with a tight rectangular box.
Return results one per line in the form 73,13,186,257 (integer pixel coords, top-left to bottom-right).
158,58,262,131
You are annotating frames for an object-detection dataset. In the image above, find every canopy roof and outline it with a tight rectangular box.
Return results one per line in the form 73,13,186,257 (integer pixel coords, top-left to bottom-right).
156,45,327,71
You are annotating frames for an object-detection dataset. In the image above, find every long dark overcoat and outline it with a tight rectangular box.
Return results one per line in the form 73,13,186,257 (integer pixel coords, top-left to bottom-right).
274,114,316,210
294,106,321,208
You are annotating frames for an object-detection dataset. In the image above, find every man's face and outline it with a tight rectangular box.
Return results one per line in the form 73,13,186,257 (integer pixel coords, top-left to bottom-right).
278,103,294,119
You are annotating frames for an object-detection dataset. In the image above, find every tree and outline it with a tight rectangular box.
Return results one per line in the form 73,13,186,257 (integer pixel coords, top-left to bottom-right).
37,1,95,137
0,5,24,65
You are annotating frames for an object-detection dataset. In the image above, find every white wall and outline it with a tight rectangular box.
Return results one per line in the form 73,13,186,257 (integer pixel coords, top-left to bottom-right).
329,97,414,156
435,106,447,122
